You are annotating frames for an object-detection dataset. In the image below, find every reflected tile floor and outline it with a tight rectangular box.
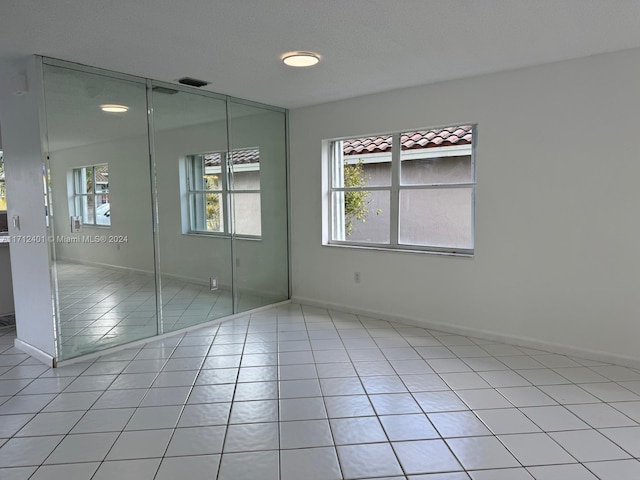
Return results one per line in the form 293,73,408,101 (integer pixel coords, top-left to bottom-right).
55,262,276,360
1,304,640,479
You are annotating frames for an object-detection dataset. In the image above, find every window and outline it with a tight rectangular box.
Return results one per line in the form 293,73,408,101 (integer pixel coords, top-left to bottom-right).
328,125,476,254
186,148,261,236
73,164,110,226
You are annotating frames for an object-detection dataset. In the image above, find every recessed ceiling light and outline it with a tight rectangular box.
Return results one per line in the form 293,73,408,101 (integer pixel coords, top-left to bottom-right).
100,104,129,113
282,51,320,67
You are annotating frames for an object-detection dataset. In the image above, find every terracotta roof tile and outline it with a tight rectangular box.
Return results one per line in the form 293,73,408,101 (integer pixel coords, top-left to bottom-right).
343,125,472,155
204,148,260,167
95,165,109,184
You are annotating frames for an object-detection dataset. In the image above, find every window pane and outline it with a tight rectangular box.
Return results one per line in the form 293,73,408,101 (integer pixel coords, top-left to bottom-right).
95,164,109,193
230,148,260,191
189,155,205,191
400,127,473,185
83,195,95,224
95,195,110,226
203,171,221,190
332,190,390,244
335,138,392,188
85,167,94,193
232,192,261,236
189,192,223,232
203,153,222,190
74,168,87,194
399,188,473,249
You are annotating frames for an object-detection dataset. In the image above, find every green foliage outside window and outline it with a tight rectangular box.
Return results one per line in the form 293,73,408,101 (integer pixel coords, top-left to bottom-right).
344,159,370,236
205,174,221,231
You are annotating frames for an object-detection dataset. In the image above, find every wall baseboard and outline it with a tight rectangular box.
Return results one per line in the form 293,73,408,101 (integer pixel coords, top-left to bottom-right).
292,296,640,370
14,339,56,368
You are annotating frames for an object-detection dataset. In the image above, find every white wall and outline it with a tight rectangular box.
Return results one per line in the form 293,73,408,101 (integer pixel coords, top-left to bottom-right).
0,58,56,358
290,48,640,366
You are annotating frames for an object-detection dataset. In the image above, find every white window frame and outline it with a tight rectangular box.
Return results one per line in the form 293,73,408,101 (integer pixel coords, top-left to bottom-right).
186,148,261,237
327,125,477,256
72,164,110,227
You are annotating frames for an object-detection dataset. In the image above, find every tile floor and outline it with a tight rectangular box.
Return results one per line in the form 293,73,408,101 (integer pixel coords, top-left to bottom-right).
1,303,640,479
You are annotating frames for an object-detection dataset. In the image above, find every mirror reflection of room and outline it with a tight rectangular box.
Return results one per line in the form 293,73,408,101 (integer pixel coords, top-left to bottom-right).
43,62,288,360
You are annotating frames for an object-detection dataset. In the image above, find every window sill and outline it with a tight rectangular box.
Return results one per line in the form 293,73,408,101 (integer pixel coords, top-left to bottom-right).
324,242,474,258
184,232,262,242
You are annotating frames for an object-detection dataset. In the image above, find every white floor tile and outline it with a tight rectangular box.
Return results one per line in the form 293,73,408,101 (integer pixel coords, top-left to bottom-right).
225,422,280,454
166,425,226,456
105,429,173,460
217,450,279,480
17,411,84,436
498,387,557,407
567,403,638,428
45,432,118,464
177,403,230,427
527,463,598,479
330,416,387,445
324,395,375,418
125,405,182,430
519,405,590,431
0,466,38,480
599,426,640,456
280,447,342,480
0,436,64,467
469,467,534,479
446,436,520,470
379,413,440,441
70,408,133,433
413,391,469,413
155,454,220,480
585,459,640,479
29,462,99,480
428,411,492,437
456,388,513,409
498,432,576,466
475,408,541,434
550,430,631,462
91,458,162,480
371,393,422,415
337,442,404,479
393,439,463,474
280,419,333,449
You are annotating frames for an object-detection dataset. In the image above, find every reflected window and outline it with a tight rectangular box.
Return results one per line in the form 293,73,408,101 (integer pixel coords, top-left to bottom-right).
328,125,476,254
73,164,110,226
186,148,261,236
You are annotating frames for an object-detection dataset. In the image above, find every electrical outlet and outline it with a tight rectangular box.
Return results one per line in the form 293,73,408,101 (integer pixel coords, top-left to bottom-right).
210,277,218,291
354,271,361,283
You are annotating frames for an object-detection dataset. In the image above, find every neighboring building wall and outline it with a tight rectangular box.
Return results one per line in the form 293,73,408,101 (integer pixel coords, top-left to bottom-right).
347,155,472,244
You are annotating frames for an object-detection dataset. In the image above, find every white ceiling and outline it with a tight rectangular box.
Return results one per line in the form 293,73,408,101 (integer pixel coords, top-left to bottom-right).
1,1,640,109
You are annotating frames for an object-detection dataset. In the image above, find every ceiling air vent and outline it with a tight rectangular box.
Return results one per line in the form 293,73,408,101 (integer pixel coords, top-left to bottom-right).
177,77,209,88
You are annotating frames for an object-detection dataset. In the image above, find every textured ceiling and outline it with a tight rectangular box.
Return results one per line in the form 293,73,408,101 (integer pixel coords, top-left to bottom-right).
1,1,640,109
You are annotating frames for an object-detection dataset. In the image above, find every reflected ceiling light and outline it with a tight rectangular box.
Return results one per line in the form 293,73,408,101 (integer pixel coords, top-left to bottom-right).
282,51,320,67
100,104,129,113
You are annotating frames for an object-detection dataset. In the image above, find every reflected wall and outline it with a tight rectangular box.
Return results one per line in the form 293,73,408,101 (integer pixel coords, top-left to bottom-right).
42,59,289,361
